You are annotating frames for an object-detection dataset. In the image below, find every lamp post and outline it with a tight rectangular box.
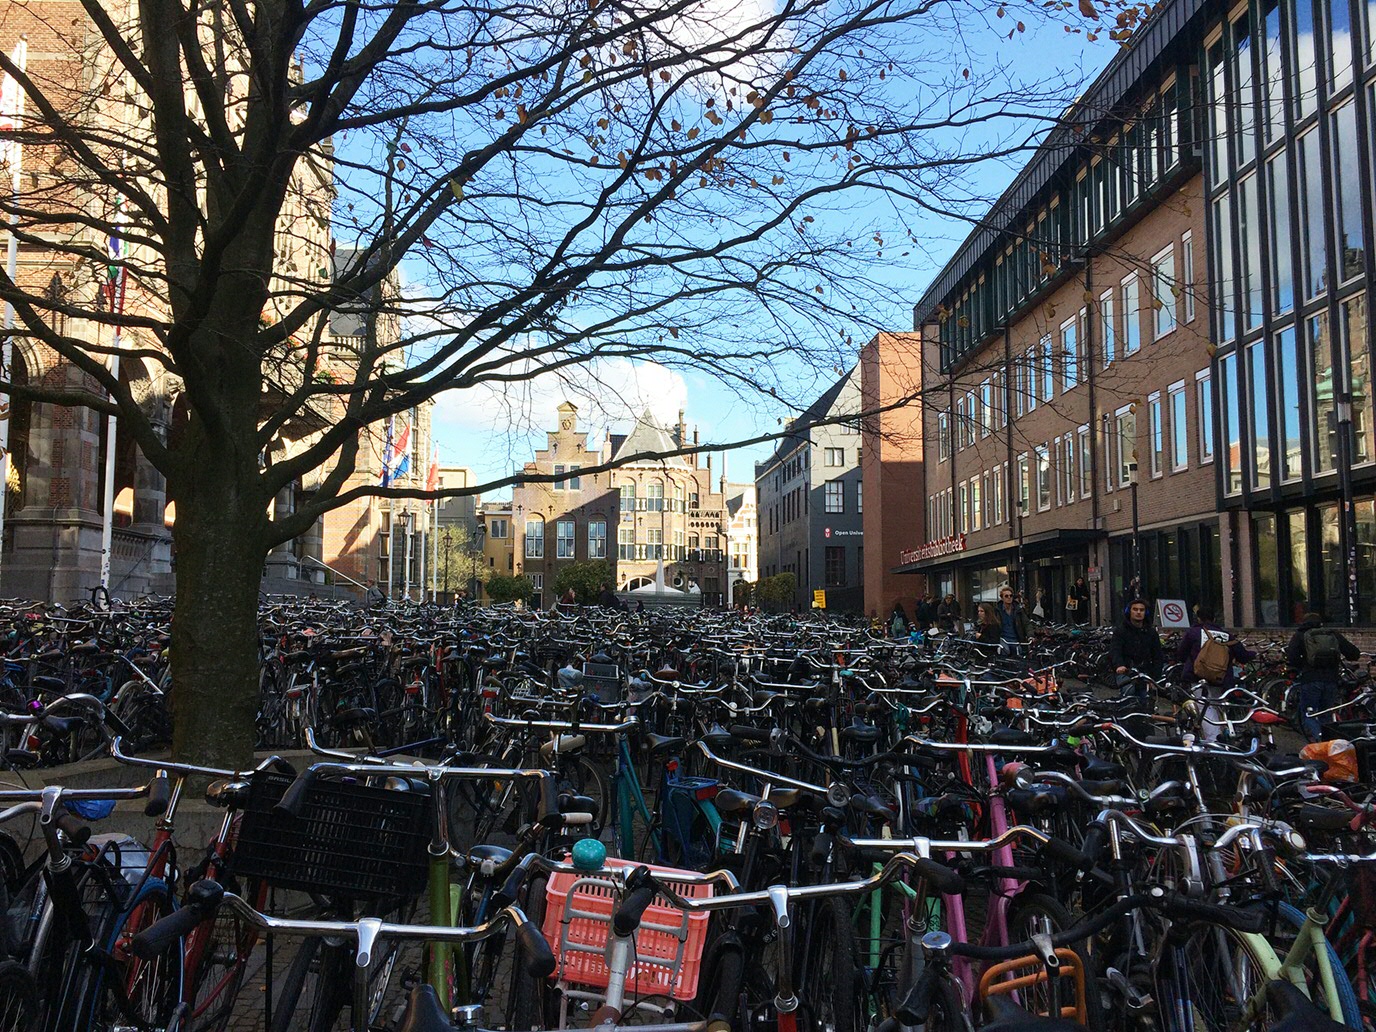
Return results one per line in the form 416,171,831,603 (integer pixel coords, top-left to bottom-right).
1127,460,1141,601
401,508,414,601
1017,488,1028,600
469,521,486,603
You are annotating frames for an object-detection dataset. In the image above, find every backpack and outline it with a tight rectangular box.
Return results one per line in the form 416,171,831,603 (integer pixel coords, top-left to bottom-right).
1194,628,1231,684
1302,627,1342,668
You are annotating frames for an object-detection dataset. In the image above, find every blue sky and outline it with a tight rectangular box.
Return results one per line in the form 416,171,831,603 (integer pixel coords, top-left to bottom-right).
414,11,1116,491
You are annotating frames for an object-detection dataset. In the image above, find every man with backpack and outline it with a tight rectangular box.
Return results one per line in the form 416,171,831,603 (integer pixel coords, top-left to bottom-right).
1175,606,1254,741
1286,612,1360,741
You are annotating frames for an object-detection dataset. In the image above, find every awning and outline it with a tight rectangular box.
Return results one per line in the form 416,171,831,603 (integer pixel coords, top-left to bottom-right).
891,527,1104,575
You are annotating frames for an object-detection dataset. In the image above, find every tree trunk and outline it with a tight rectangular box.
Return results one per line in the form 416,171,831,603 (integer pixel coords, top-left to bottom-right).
169,472,269,768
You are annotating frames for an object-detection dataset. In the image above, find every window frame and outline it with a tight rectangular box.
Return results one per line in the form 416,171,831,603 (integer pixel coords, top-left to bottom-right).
1122,273,1142,354
588,519,607,559
1181,232,1196,323
1196,369,1215,464
1151,244,1177,340
1148,391,1164,478
524,516,545,559
555,519,576,559
824,479,844,513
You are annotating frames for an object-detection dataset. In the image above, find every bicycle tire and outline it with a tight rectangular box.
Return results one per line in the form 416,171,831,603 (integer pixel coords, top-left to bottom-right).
268,934,349,1032
185,875,258,1032
798,895,860,1032
0,959,38,1032
1266,899,1362,1028
87,878,184,1031
1005,891,1104,1030
509,873,553,1031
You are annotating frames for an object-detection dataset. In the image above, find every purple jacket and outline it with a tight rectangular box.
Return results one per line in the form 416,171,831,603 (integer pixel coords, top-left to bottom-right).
1176,623,1254,686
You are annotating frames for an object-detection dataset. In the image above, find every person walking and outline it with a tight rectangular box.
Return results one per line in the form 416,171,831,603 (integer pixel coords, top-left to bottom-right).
936,593,962,633
1110,598,1164,699
914,593,936,630
1286,612,1360,741
974,603,1003,646
994,586,1030,655
364,579,386,608
1066,577,1091,625
889,602,910,639
1175,605,1255,740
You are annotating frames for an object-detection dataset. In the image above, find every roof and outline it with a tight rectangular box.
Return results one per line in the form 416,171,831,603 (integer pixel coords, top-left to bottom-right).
612,410,690,466
757,367,857,473
724,482,755,519
910,0,1207,327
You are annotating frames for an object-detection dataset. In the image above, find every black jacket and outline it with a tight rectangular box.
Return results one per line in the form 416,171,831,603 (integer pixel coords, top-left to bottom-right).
914,601,936,627
1110,620,1165,677
936,600,962,630
1285,617,1360,683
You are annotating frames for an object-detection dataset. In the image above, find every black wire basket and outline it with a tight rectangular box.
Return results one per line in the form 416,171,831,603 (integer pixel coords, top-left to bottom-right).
231,771,430,899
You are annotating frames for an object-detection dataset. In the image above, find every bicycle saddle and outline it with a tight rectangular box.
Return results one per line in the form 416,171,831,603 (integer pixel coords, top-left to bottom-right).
397,984,453,1032
1264,979,1349,1032
1079,755,1127,780
983,995,1089,1032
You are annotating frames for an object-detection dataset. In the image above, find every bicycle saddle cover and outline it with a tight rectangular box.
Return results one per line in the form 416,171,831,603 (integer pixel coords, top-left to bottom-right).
983,995,1090,1032
397,985,452,1032
1264,979,1349,1032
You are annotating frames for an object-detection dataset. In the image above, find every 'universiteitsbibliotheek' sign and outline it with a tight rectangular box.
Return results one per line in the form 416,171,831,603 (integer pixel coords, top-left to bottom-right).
898,535,967,566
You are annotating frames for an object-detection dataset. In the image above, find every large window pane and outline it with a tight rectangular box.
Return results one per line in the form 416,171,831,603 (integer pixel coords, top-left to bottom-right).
1101,291,1116,366
1061,320,1078,389
1123,276,1142,354
1249,339,1272,488
1319,504,1344,620
1239,175,1263,331
1278,327,1302,481
1208,41,1228,185
1331,102,1364,282
1289,509,1311,621
1347,293,1373,464
1294,0,1319,120
1255,513,1281,624
1268,156,1294,313
1222,351,1243,493
1036,446,1051,510
1329,0,1353,92
1213,195,1236,341
1149,397,1164,476
1298,130,1326,298
1171,386,1188,469
1311,311,1338,472
1199,372,1215,461
1357,500,1376,623
1263,0,1286,140
1233,12,1256,168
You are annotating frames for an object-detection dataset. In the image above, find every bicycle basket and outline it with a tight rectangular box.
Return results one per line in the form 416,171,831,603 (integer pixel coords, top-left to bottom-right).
231,771,429,899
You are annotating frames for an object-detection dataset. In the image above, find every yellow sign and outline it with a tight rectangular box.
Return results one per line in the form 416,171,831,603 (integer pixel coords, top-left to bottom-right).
812,589,827,609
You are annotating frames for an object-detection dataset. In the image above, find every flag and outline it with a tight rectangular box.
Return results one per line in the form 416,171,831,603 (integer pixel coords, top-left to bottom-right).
425,444,439,496
0,40,26,196
104,211,127,318
380,419,411,486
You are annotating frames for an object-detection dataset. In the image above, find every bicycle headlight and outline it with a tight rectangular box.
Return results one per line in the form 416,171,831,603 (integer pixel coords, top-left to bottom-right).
752,799,779,830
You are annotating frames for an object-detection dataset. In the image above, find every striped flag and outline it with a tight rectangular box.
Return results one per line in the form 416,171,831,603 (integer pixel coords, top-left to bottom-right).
379,418,411,486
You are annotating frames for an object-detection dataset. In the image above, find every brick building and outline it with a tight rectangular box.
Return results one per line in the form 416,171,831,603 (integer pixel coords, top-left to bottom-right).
512,403,730,607
903,0,1376,631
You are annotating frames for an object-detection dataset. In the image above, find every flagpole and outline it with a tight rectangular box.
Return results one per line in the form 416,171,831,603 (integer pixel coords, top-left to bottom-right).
0,37,27,580
98,207,126,596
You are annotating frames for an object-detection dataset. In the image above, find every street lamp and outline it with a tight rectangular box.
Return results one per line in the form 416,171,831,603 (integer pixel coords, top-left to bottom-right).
469,521,486,602
1127,460,1141,601
1017,488,1028,600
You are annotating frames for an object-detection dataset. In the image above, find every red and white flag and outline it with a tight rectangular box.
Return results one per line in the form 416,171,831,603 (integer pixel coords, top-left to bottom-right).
0,39,27,195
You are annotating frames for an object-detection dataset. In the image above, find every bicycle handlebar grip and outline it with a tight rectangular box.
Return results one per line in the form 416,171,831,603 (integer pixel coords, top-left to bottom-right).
1161,895,1266,934
1079,821,1109,868
612,870,659,936
516,918,557,978
53,812,92,847
911,856,964,896
144,771,171,817
1041,835,1092,871
272,769,316,818
536,774,559,825
729,724,771,743
129,881,224,959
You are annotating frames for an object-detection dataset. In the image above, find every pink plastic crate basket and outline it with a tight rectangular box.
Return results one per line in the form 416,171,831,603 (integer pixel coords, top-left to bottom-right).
541,857,714,1001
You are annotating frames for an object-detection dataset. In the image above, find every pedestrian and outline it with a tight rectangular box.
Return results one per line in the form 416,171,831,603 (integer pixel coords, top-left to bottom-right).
1067,577,1091,625
936,593,962,633
995,585,1030,654
974,603,1003,646
1110,598,1164,699
1031,589,1047,621
364,579,386,608
560,586,577,606
889,601,910,639
914,593,936,630
597,582,624,610
1285,611,1360,741
1175,605,1255,741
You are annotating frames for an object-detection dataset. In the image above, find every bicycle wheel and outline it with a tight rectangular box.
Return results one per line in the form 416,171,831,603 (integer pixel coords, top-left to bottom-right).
1164,921,1275,1031
797,896,860,1032
89,879,184,1031
0,960,38,1032
186,876,259,1032
509,873,553,1031
1264,900,1362,1028
269,935,349,1032
1005,892,1104,1029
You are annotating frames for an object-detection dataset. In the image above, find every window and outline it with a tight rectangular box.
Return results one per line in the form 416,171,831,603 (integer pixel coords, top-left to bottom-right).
1100,289,1116,366
824,480,844,513
1017,453,1030,514
553,463,566,488
957,482,968,533
1196,370,1214,463
971,477,982,531
1062,435,1076,502
525,516,545,558
1298,130,1324,300
1345,293,1373,465
824,546,846,586
1036,445,1052,511
1331,102,1364,283
647,528,663,559
1078,425,1092,497
1268,157,1294,314
825,447,844,466
1277,327,1302,482
556,519,575,558
856,480,863,513
1060,318,1078,390
1169,383,1188,471
673,529,684,560
1040,338,1054,402
965,392,977,446
980,380,993,436
588,519,607,558
1151,246,1176,339
1329,0,1353,91
489,518,508,539
1148,393,1164,477
568,465,581,490
1221,351,1242,493
1239,174,1263,331
1248,339,1271,489
1181,233,1196,323
937,412,950,461
673,483,684,512
648,481,664,511
689,489,699,509
1115,406,1137,487
1122,275,1141,354
619,482,635,509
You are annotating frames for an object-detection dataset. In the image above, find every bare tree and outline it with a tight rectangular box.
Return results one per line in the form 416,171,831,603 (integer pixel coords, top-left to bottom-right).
0,0,1128,763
